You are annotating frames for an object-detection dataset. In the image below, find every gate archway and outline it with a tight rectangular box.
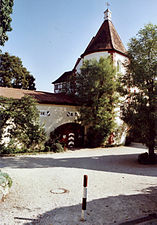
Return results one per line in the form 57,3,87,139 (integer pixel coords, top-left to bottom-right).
54,123,84,148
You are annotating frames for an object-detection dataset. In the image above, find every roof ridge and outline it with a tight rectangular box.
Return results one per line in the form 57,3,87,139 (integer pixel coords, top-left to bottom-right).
109,20,127,54
0,86,79,105
107,20,114,50
81,19,127,57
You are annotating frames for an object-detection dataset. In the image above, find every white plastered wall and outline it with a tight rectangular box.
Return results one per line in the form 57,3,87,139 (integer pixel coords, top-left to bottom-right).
113,52,128,75
37,104,80,137
76,52,109,73
113,53,129,144
1,104,80,145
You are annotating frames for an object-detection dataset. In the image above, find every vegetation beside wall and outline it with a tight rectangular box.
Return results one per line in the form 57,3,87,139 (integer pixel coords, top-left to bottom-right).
44,131,65,153
0,96,46,154
0,170,12,201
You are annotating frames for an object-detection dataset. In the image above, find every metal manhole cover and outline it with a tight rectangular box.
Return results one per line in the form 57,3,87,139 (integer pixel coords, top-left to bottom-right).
50,188,69,194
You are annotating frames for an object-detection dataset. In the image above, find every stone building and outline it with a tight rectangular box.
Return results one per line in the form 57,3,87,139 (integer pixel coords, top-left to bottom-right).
0,87,83,148
0,8,129,148
53,8,128,94
52,8,129,146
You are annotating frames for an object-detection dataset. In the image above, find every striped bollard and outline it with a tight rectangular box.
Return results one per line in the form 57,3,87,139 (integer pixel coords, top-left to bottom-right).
81,175,88,221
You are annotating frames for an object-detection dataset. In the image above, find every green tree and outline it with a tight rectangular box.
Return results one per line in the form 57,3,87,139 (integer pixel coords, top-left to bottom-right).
0,0,14,46
0,52,36,90
0,95,46,152
120,24,157,162
76,56,118,147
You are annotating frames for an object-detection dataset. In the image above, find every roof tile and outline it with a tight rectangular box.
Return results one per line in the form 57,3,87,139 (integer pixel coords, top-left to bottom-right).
0,87,79,106
82,20,127,57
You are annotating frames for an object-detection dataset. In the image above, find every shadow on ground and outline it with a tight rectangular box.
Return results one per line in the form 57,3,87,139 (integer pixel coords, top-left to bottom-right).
17,186,157,225
0,152,157,177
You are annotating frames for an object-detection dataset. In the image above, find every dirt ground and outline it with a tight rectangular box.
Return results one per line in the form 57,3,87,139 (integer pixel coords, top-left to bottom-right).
0,146,157,225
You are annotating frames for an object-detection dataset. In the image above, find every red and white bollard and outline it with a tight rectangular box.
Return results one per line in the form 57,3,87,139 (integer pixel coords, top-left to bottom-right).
81,175,88,221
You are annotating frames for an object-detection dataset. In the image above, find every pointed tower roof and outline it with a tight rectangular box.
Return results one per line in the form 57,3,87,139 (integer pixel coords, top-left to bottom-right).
81,9,127,57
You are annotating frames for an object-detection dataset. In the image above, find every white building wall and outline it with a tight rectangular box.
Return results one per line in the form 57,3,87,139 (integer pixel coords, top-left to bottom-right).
37,104,80,136
76,52,109,73
76,51,128,75
113,52,128,75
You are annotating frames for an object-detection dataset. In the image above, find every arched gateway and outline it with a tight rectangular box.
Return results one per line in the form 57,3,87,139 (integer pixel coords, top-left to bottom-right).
54,123,84,148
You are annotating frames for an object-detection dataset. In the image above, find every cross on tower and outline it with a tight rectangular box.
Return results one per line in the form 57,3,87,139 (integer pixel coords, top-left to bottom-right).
106,2,110,9
104,1,112,21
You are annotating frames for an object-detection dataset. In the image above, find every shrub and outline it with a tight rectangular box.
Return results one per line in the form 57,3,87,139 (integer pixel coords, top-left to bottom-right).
55,143,64,153
138,152,157,164
86,127,111,148
0,96,46,154
0,145,27,155
0,171,12,188
44,131,64,153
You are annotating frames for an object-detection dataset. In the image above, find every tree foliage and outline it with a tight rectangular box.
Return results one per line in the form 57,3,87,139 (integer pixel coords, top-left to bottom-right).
0,52,36,90
76,56,119,147
0,95,46,153
0,0,14,46
120,24,157,160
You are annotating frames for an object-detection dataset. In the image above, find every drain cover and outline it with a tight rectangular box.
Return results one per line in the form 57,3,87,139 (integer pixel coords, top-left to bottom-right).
50,188,69,194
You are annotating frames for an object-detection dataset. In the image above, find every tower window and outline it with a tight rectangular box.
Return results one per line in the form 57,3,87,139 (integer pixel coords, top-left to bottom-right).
117,60,122,73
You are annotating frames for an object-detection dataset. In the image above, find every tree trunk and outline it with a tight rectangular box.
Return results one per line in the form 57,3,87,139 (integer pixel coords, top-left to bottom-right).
148,145,154,157
148,143,156,164
148,92,156,163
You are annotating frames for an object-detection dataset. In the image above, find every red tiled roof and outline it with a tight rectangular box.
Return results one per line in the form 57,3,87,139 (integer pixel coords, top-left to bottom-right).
52,17,127,86
82,19,127,57
52,71,73,84
52,58,81,85
73,58,81,70
0,87,79,106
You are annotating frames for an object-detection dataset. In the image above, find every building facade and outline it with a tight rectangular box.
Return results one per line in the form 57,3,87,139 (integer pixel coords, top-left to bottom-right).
53,9,128,94
0,87,83,148
0,8,129,148
52,8,129,146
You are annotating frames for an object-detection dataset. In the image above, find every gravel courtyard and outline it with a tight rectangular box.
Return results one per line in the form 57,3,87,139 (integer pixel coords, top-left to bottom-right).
0,146,157,225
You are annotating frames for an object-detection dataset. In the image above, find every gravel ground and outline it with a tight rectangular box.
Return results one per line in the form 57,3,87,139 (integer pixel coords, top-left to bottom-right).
0,146,157,225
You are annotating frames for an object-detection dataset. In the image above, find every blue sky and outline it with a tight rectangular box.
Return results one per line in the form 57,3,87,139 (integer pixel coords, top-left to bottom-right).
2,0,157,92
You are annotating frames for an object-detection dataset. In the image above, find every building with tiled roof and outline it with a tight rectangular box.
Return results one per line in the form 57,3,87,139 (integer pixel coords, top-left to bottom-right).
0,86,79,106
53,8,128,94
81,9,127,57
52,8,129,146
1,8,129,148
0,86,82,147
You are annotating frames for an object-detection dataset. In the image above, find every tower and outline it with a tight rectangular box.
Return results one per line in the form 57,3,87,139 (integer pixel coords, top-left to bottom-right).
53,8,128,93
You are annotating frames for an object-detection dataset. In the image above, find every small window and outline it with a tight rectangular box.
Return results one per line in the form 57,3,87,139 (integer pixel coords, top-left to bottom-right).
40,110,51,117
117,60,122,73
40,111,45,116
55,84,58,90
58,84,62,89
62,82,67,88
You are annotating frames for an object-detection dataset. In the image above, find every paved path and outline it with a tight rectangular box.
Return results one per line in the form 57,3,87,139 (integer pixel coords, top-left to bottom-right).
0,146,157,225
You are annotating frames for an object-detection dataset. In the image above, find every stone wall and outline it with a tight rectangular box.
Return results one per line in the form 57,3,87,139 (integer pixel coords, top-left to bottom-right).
37,104,80,136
